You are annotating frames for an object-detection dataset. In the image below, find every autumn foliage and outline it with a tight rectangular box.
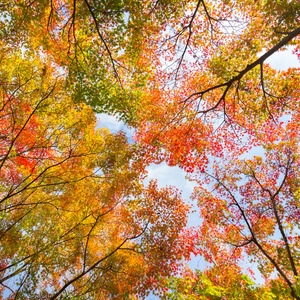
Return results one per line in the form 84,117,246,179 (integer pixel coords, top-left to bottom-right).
0,0,300,299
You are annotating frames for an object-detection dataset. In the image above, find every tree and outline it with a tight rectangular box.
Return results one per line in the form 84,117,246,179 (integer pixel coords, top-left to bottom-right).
1,0,300,299
0,48,190,298
189,118,300,299
153,117,300,300
0,0,189,123
132,0,300,298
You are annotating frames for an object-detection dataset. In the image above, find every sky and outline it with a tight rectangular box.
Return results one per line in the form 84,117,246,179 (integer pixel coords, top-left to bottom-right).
97,46,300,299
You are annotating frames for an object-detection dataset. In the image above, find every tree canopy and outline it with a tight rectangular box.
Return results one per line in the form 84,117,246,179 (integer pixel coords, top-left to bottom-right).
0,0,300,299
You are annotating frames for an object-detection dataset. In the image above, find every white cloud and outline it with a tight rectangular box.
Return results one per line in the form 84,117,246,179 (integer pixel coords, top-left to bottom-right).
144,163,199,227
97,113,123,132
96,113,134,142
265,46,300,70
